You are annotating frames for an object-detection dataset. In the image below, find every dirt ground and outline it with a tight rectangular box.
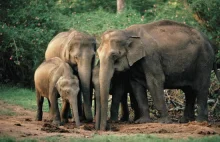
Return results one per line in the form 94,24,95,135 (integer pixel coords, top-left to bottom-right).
0,100,220,141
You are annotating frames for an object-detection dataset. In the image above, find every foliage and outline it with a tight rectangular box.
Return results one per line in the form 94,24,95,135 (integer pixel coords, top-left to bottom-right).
0,0,219,87
187,0,220,61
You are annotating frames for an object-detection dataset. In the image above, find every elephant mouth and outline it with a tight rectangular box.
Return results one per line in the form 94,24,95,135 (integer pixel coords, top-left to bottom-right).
70,64,78,73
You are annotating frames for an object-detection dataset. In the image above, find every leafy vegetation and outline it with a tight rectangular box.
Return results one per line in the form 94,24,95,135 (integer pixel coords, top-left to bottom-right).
1,0,219,86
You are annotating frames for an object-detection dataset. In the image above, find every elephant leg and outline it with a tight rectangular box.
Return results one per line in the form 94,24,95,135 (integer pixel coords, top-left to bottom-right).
120,93,129,122
93,74,101,129
49,89,61,125
110,95,121,122
180,88,196,123
95,93,101,130
61,100,70,123
77,92,85,121
68,108,73,119
130,79,151,123
47,99,53,121
36,90,44,121
110,77,125,122
146,79,171,123
196,89,209,122
194,70,211,122
129,92,140,121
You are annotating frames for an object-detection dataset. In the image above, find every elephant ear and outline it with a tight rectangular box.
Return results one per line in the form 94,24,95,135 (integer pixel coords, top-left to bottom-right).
55,76,63,92
126,31,158,66
63,45,70,61
63,30,79,62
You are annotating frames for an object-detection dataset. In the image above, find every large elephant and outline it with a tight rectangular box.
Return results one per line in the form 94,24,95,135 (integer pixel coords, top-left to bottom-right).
97,20,220,130
45,29,96,121
92,62,140,130
34,57,80,127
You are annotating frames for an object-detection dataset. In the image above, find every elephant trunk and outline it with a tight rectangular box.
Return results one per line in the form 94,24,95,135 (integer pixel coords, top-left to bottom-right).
78,59,93,121
99,60,114,130
70,97,80,127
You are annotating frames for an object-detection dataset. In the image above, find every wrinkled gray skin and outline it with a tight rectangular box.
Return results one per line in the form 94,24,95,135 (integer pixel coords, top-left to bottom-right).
92,63,140,130
97,20,220,130
45,30,96,121
34,57,80,127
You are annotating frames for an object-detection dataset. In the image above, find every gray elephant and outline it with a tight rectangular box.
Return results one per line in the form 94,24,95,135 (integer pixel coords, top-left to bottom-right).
97,20,220,130
34,57,80,127
92,62,140,130
45,29,96,121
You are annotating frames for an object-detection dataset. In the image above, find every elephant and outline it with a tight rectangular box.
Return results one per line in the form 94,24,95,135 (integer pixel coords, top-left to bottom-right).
45,29,96,121
92,62,140,130
34,57,80,127
97,20,220,130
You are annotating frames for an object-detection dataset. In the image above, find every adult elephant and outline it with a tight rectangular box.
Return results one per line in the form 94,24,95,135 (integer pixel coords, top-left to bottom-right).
97,20,220,130
92,62,140,130
45,29,96,121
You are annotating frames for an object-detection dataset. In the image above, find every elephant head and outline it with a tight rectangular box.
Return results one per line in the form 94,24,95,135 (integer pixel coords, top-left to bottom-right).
61,30,96,121
56,75,80,127
97,28,157,130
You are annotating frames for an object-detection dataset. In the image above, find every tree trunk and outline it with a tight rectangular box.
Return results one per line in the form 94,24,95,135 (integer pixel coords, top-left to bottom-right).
117,0,125,13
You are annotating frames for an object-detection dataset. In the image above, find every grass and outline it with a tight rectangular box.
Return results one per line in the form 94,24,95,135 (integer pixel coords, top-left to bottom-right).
0,84,49,112
1,134,220,142
0,107,16,116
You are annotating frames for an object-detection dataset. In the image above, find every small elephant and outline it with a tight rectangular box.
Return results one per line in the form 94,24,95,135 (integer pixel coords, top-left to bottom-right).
92,62,140,130
97,20,220,130
34,57,80,127
45,29,96,121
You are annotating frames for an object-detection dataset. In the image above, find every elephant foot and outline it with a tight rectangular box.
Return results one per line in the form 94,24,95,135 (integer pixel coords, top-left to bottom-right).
196,116,208,122
135,117,152,124
35,117,42,121
52,120,62,126
61,118,69,124
120,116,129,122
35,113,42,121
84,111,93,122
179,116,195,123
81,117,93,123
84,116,93,123
156,116,172,123
108,119,119,123
100,123,110,131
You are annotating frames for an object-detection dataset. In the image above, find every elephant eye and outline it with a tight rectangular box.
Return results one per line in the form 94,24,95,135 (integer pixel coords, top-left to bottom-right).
111,53,118,61
74,55,79,60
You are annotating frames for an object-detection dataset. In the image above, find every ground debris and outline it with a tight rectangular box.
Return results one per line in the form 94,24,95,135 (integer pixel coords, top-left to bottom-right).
41,123,69,133
14,123,22,126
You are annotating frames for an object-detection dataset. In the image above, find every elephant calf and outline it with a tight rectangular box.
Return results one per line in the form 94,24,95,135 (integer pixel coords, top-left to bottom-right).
34,57,80,127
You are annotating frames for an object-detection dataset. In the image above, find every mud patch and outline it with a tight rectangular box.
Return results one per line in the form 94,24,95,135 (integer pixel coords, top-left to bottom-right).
1,100,220,140
41,123,69,133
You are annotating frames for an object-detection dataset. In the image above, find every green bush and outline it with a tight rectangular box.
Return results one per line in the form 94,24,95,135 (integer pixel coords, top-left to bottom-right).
187,0,220,60
0,0,219,87
0,0,61,86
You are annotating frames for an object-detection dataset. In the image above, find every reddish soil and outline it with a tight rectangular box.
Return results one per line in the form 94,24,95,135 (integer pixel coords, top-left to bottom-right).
0,100,220,141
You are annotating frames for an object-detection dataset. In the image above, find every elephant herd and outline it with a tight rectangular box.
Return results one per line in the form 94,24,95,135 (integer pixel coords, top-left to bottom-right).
34,20,220,131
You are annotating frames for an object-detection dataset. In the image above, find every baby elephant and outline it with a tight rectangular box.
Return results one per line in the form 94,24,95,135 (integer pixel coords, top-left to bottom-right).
34,57,80,127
